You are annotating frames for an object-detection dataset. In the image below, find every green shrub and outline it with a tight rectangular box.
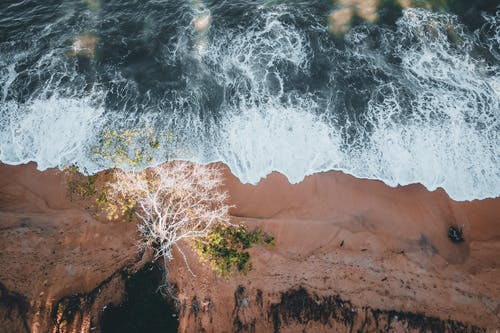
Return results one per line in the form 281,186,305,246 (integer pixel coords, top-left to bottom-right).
194,224,275,277
93,128,161,167
65,165,98,199
65,165,137,222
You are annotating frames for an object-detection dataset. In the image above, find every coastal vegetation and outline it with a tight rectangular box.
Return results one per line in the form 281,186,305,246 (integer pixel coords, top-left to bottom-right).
65,165,98,200
93,128,163,168
194,224,275,277
106,161,231,278
65,129,272,283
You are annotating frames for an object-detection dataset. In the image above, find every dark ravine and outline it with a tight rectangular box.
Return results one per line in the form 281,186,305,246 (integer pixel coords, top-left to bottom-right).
50,270,125,333
0,277,490,333
0,281,30,333
100,264,179,333
1,264,179,333
0,0,499,328
269,287,485,333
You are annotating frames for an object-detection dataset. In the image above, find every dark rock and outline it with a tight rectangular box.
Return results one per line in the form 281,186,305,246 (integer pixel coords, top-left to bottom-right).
269,287,484,333
448,226,465,243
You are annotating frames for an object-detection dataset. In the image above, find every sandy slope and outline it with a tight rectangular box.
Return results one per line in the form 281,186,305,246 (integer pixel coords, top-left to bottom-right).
0,162,499,332
173,166,500,332
0,163,143,333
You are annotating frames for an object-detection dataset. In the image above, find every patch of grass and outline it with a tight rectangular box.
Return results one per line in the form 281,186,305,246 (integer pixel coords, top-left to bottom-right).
194,224,275,277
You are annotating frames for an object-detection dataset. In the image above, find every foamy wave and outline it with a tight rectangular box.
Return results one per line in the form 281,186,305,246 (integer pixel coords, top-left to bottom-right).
217,102,342,184
207,8,499,200
350,9,499,200
0,5,498,201
0,95,105,171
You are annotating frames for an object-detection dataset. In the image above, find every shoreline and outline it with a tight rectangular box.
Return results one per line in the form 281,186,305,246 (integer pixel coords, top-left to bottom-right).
1,159,497,202
0,161,499,332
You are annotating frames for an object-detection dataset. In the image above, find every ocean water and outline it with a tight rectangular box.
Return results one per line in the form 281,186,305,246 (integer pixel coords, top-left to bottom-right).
0,0,498,201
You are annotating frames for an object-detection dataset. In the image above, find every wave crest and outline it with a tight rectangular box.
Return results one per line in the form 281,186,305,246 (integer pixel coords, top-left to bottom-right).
0,4,498,201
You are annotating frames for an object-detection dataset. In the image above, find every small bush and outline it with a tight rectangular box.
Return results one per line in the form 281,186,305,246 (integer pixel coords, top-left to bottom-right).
64,165,136,221
92,128,165,168
65,165,98,200
66,128,180,223
194,224,275,277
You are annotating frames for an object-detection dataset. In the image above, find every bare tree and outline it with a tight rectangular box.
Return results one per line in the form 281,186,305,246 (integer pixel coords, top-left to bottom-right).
106,162,231,282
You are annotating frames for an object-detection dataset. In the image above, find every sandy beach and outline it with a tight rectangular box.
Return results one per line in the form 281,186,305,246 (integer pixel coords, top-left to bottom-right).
0,162,499,332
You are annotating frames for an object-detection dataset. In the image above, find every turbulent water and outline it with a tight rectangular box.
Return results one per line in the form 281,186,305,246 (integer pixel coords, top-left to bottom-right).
0,0,498,200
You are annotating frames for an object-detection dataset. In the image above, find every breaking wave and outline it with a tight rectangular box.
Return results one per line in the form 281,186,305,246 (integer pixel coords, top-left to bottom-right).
0,1,498,201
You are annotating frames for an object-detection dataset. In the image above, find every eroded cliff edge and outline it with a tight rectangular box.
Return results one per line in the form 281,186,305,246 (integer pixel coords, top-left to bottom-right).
0,162,499,332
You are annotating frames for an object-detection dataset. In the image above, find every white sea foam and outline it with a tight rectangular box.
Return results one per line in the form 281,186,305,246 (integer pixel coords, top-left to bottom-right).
0,7,498,201
205,8,499,200
216,102,343,184
348,9,499,200
203,5,312,100
0,95,105,171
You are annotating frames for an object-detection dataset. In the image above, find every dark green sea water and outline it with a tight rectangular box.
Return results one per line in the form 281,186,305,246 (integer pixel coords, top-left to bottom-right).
0,0,498,201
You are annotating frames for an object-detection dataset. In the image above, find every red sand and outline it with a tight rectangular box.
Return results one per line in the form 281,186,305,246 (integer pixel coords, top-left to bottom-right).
169,165,500,332
0,162,499,332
